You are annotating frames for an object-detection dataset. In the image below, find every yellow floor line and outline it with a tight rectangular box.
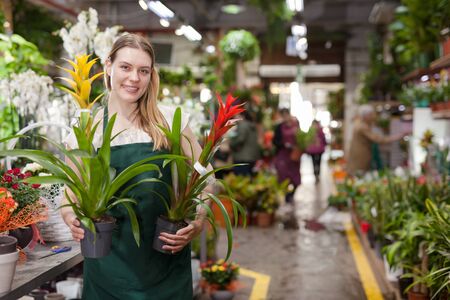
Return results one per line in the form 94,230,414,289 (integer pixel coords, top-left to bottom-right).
240,268,271,300
345,222,384,300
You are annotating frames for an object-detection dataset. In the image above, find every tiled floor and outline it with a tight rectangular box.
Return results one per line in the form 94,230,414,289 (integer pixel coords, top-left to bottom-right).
213,154,367,300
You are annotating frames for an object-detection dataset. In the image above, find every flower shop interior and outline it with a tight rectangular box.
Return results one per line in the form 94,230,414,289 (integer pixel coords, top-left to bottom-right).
0,0,449,300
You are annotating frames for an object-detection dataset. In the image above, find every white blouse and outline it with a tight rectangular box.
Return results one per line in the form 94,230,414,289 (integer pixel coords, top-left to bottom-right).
64,104,190,149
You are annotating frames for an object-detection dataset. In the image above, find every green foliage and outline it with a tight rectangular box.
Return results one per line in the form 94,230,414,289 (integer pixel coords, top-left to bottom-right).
360,33,401,102
0,33,48,78
223,171,289,214
219,30,260,62
389,0,450,69
12,0,64,61
327,89,345,120
295,126,316,151
248,0,293,47
0,111,177,247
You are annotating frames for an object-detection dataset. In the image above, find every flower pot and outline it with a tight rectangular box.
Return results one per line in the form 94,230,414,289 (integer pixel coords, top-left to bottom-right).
153,216,188,255
407,291,429,300
0,250,19,296
9,227,34,249
0,235,17,254
80,217,116,258
398,277,413,300
256,212,273,228
211,290,235,300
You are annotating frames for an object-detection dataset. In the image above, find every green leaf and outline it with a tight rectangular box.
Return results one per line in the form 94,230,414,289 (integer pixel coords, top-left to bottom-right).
206,193,234,261
122,202,140,247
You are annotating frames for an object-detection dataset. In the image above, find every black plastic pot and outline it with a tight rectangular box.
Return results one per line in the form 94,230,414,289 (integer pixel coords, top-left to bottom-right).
9,227,34,249
0,236,17,254
153,216,187,255
398,277,413,300
80,217,116,258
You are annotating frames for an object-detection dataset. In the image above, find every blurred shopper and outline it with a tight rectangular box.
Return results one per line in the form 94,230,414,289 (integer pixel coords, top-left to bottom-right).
347,105,408,175
273,108,301,203
306,120,327,183
230,111,261,176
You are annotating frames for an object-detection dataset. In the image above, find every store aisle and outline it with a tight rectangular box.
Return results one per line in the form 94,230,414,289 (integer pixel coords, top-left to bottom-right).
216,154,367,300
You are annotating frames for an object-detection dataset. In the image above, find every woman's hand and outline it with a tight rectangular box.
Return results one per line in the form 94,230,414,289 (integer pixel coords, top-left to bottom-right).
64,212,85,242
159,219,203,254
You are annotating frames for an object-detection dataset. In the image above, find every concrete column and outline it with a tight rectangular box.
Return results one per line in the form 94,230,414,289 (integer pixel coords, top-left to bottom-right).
344,26,372,154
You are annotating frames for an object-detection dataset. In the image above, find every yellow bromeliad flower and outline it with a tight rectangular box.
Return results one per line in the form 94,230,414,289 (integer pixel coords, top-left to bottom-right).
58,54,104,109
211,265,218,272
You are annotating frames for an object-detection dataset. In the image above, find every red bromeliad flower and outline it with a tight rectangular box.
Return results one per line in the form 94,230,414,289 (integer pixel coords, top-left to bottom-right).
199,93,245,166
207,93,245,146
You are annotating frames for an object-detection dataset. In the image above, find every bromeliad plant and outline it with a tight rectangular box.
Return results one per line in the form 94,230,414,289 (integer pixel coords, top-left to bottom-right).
155,93,247,260
0,55,167,248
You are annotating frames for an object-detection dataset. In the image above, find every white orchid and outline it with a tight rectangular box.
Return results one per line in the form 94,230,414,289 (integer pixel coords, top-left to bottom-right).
58,8,120,64
0,70,54,117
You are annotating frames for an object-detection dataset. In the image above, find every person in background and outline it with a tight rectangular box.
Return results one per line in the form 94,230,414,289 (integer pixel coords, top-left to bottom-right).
230,111,261,176
306,120,327,183
272,108,301,203
347,104,409,176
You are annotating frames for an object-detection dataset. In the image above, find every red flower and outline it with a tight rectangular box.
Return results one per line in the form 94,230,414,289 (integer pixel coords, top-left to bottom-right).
207,93,245,146
18,173,25,179
7,168,21,175
2,174,12,183
24,172,32,178
12,183,19,190
31,184,41,189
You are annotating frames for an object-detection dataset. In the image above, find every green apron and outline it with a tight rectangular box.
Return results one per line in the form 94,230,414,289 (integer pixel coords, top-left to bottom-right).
82,107,192,300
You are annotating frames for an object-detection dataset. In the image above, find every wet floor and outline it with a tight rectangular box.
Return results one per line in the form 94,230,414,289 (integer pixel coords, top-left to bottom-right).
215,155,367,300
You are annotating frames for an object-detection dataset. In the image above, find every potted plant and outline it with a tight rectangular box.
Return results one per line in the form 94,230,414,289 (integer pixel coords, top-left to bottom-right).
252,172,288,227
201,259,240,300
0,188,20,296
0,55,171,258
219,30,260,88
151,94,247,260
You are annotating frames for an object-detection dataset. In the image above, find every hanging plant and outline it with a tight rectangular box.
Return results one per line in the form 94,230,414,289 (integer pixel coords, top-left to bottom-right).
219,30,260,62
219,30,260,88
248,0,293,47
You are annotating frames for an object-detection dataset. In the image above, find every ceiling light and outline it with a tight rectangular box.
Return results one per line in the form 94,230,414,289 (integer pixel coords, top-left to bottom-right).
175,27,183,35
205,45,216,54
139,0,148,10
286,0,304,12
221,4,245,14
159,18,170,27
180,25,202,41
325,41,332,49
291,24,307,37
148,1,175,19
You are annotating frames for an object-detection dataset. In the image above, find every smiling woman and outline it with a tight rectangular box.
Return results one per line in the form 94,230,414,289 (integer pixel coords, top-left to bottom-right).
60,33,206,300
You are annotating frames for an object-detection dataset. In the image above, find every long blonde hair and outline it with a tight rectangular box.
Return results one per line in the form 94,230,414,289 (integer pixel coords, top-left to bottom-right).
105,33,169,150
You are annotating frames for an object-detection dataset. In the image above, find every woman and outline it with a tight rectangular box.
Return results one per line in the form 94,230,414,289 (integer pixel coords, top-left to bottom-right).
306,120,327,183
62,34,206,299
272,108,301,203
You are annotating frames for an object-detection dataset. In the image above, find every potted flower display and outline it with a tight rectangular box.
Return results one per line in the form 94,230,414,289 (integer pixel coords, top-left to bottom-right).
152,94,247,260
0,167,44,248
0,188,22,296
201,259,240,300
0,55,172,258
